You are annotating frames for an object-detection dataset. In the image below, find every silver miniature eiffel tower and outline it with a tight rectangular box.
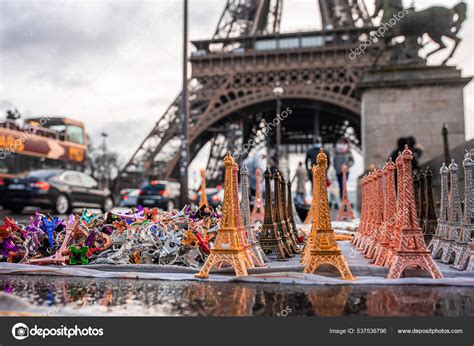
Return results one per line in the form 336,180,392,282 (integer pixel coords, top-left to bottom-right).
240,164,268,265
429,163,450,258
441,160,463,264
452,153,474,270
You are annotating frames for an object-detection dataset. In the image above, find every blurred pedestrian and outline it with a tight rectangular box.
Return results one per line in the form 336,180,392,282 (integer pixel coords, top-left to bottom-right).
389,137,408,162
244,153,266,196
292,162,307,204
333,137,354,198
406,136,423,173
327,165,340,210
389,136,423,173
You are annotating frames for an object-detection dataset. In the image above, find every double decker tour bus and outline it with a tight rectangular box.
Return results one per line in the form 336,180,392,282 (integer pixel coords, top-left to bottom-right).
0,116,87,179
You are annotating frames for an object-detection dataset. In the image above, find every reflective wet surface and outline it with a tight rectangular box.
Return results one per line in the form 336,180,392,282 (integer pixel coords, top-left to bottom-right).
0,275,473,316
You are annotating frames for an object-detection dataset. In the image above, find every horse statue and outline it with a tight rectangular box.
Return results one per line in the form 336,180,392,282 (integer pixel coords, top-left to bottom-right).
373,0,467,65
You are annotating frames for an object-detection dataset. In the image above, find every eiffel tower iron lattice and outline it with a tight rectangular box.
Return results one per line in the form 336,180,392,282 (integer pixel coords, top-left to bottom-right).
336,163,355,221
304,149,355,280
240,164,268,266
251,168,265,225
195,154,254,279
116,0,376,189
259,168,290,260
387,146,443,279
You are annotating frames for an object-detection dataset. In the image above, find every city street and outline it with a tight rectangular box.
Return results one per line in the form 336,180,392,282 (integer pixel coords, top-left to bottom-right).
1,0,473,344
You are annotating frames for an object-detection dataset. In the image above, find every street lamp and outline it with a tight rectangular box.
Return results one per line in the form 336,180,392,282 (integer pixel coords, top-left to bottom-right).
179,0,189,208
272,82,284,168
101,132,108,188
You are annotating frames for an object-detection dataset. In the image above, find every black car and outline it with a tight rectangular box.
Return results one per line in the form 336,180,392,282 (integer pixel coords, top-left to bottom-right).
191,187,224,208
0,169,114,214
137,180,180,210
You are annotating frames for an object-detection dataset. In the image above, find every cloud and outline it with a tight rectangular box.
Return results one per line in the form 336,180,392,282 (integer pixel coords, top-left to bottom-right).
0,100,15,109
0,0,472,174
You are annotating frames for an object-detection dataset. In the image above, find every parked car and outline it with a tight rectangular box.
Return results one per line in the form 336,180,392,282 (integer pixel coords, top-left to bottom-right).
119,188,140,207
0,169,114,214
191,187,224,208
137,180,180,210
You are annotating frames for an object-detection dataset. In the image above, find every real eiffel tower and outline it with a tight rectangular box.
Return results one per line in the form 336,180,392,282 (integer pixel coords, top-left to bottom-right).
117,0,374,188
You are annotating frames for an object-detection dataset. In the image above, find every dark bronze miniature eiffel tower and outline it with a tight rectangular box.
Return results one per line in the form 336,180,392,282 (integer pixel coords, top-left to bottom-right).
280,175,300,253
287,180,300,243
258,168,291,260
417,171,427,228
273,171,295,257
422,167,437,245
414,173,421,224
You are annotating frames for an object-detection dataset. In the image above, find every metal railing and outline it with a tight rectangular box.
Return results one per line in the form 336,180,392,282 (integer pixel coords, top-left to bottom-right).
191,26,377,55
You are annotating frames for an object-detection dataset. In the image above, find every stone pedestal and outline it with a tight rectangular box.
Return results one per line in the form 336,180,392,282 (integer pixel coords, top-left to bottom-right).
359,65,470,170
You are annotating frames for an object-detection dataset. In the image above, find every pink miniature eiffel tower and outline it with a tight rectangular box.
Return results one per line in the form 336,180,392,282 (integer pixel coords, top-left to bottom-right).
387,146,443,279
250,168,265,225
365,167,384,259
336,164,355,221
373,159,396,266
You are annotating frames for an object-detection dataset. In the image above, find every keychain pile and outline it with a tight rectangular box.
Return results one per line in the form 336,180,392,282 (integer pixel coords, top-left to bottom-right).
0,205,221,268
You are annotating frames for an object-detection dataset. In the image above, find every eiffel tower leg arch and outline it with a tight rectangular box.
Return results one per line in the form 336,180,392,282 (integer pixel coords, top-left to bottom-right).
163,92,361,181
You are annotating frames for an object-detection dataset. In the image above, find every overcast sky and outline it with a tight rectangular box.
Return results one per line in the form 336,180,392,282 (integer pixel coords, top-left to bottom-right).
1,0,473,169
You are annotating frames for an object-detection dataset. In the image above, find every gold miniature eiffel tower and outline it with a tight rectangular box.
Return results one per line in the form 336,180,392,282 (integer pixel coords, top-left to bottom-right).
198,168,209,208
301,164,320,264
304,149,355,280
195,154,253,278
